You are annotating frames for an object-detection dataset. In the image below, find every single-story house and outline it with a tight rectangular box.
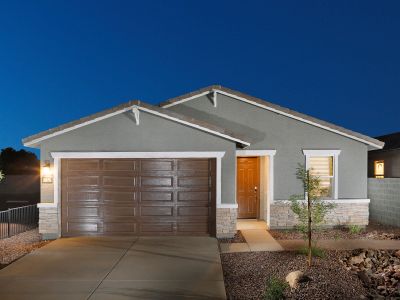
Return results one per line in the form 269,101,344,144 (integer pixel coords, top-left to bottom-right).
368,131,400,178
23,85,384,239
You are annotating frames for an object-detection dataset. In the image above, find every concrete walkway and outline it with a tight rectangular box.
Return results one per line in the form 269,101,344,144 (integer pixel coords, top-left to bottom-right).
220,219,400,253
220,219,283,253
0,236,226,300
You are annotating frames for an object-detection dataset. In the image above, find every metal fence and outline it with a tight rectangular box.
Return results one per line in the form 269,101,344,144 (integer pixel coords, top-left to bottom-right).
0,204,39,239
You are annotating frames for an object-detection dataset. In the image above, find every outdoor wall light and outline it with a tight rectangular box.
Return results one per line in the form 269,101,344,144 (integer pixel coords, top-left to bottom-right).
42,161,53,184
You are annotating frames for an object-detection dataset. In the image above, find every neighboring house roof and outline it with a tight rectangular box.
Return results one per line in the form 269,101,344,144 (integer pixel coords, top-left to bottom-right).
372,132,400,152
159,85,384,149
22,100,251,148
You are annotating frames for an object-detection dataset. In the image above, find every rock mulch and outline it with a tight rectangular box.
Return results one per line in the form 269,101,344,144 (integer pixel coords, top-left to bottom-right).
341,249,400,299
270,222,400,241
218,230,246,244
0,229,49,267
221,251,367,299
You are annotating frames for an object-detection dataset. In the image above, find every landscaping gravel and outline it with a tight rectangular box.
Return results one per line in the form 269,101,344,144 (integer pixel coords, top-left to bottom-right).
218,230,246,244
221,250,367,299
341,249,400,299
0,229,49,266
270,222,400,241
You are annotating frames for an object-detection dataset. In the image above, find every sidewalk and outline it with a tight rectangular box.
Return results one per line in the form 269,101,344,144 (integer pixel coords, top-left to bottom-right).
220,220,400,253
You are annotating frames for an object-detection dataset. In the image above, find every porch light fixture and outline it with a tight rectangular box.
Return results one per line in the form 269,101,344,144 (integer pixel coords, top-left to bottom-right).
42,161,53,183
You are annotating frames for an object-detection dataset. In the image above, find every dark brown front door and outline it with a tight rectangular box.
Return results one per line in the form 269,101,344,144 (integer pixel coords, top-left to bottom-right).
237,157,260,219
61,158,216,237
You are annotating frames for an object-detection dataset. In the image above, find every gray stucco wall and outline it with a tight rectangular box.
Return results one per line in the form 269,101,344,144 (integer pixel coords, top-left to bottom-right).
168,93,369,200
39,110,236,204
368,178,400,227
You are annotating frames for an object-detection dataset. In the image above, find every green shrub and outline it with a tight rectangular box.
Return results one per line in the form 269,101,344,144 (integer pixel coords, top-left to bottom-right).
348,225,363,234
297,246,325,258
264,276,288,300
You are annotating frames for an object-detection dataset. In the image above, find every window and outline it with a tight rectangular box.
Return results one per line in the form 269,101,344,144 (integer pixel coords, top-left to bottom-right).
303,150,341,199
374,160,384,178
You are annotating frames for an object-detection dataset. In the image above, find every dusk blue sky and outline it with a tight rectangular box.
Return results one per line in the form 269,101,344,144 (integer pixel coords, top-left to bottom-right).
1,1,399,156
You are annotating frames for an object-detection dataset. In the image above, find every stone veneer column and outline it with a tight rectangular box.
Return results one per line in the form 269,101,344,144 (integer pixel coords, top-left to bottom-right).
38,205,60,239
216,207,237,238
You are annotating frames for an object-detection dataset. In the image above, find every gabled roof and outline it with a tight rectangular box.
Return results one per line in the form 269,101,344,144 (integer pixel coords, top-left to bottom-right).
372,132,400,151
22,100,251,148
159,85,385,149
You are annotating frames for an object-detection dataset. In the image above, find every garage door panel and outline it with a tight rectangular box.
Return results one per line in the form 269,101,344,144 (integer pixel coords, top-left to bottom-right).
68,176,100,188
67,222,99,233
178,206,209,216
140,160,174,171
140,191,173,202
61,158,216,237
103,206,136,217
140,222,174,234
178,191,209,202
66,160,101,171
103,222,137,233
178,159,209,171
140,206,173,216
103,159,137,171
178,177,209,187
67,206,100,218
103,176,136,187
103,191,136,202
141,176,173,187
67,191,101,202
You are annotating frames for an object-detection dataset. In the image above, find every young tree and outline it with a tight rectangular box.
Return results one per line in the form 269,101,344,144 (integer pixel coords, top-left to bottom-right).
290,164,335,267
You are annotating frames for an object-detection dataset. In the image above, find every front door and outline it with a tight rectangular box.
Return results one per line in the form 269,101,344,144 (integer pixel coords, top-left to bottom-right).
237,157,260,219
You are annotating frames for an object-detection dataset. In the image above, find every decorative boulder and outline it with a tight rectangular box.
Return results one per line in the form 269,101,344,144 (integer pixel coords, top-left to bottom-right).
285,270,309,288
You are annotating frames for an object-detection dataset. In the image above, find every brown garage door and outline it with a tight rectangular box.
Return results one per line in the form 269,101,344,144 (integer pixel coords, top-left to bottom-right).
61,158,216,237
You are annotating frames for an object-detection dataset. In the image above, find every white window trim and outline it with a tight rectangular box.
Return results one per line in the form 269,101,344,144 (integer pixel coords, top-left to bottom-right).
302,149,341,200
236,149,276,227
38,151,231,210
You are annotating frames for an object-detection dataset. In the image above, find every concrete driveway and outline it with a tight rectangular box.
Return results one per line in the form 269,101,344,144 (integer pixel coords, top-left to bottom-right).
0,236,226,300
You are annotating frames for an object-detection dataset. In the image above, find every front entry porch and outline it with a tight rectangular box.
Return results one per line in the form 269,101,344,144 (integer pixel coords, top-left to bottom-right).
236,150,276,226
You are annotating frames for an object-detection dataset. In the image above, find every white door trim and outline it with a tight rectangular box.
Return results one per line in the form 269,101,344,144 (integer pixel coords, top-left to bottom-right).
45,151,227,210
235,149,276,227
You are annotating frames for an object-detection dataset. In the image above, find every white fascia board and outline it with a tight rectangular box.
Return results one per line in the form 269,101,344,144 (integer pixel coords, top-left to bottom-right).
23,106,135,147
137,106,250,146
217,90,383,149
163,88,383,149
24,103,250,148
162,91,211,108
51,151,226,159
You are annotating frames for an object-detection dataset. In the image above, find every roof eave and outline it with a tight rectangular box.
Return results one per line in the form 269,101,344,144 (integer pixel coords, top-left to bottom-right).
159,85,385,149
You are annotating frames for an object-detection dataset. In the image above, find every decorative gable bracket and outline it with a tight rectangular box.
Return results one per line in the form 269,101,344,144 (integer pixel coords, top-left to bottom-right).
132,106,140,125
211,90,217,107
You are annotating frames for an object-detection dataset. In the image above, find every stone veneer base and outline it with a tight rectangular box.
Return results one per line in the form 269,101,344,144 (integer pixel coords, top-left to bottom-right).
38,206,60,239
216,207,237,238
270,201,369,229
